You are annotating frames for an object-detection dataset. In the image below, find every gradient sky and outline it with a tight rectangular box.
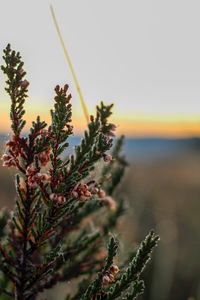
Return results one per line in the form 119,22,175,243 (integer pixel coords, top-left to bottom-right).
1,0,200,137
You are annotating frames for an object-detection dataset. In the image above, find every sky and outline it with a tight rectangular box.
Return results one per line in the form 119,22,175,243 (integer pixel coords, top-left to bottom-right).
1,0,200,137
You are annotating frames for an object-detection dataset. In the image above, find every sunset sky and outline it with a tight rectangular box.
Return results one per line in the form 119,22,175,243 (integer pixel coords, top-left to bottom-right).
1,0,200,137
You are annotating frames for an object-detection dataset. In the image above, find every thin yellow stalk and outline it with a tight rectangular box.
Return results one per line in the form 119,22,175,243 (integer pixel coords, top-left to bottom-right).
50,4,90,123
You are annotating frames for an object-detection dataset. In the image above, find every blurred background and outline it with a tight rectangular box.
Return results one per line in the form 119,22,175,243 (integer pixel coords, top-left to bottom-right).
0,1,200,299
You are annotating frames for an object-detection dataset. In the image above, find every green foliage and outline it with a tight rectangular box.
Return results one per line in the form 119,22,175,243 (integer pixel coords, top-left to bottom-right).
123,281,144,300
0,44,159,300
107,231,159,299
101,135,128,196
1,44,28,135
105,237,119,270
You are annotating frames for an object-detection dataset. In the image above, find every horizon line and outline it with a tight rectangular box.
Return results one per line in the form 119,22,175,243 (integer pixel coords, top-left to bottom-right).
0,131,199,140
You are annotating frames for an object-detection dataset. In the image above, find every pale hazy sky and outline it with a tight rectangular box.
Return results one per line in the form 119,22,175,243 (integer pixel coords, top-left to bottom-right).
1,0,200,136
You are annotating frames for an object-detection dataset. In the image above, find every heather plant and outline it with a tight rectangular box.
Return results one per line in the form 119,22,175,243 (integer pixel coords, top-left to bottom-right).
0,44,159,300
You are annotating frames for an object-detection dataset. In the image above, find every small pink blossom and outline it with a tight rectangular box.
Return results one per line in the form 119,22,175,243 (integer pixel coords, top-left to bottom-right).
103,154,113,163
58,195,65,204
20,80,29,88
71,183,91,202
50,193,58,201
79,195,87,202
102,273,115,285
38,149,51,166
1,154,16,167
110,265,119,274
102,275,110,285
26,164,37,177
90,187,99,195
26,165,49,188
18,68,24,75
71,191,78,198
39,173,49,182
50,193,65,204
98,189,106,199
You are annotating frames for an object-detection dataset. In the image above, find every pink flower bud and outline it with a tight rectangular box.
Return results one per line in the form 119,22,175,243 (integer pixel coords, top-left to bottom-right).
20,80,29,88
1,154,16,167
102,275,110,285
1,154,10,162
103,154,113,163
110,265,119,274
50,193,57,201
98,189,106,199
27,176,38,188
72,191,78,199
108,274,115,282
58,196,65,204
38,149,51,166
79,184,87,191
26,164,37,176
18,68,24,75
79,195,87,202
40,173,49,182
90,187,99,195
85,190,91,198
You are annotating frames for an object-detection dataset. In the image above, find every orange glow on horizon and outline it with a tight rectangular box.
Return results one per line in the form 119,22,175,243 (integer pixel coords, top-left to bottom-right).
0,107,200,138
0,95,200,138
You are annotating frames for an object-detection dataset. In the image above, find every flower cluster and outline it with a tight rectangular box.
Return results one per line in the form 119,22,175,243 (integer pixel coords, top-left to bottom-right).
0,44,159,300
1,154,16,167
81,183,116,211
2,134,28,169
102,264,119,285
71,183,91,202
5,135,24,157
38,148,51,167
94,187,116,211
26,164,49,188
49,193,65,205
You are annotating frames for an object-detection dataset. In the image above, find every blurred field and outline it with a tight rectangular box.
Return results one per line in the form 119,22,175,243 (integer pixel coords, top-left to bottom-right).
0,137,200,300
121,149,200,300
